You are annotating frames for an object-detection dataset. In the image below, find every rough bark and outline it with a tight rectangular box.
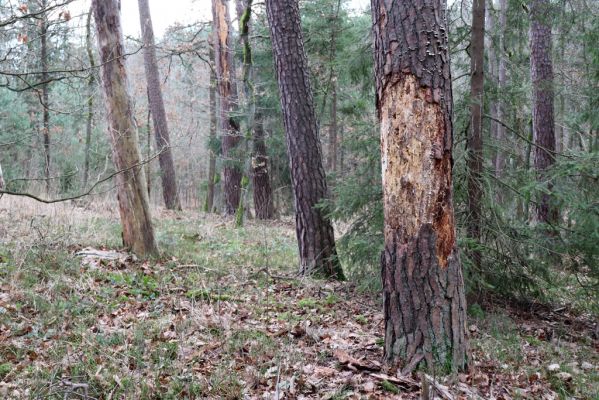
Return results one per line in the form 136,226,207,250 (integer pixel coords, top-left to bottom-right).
328,81,338,173
205,39,217,213
529,0,557,224
237,0,273,220
371,0,468,372
468,0,485,271
252,112,274,219
83,8,95,189
265,0,343,279
212,0,242,215
40,0,50,193
92,0,158,256
138,0,181,210
495,0,508,179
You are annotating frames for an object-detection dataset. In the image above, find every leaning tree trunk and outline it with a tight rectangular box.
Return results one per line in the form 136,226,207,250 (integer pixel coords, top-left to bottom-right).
205,40,217,213
371,0,468,372
212,0,242,215
92,0,158,256
529,0,557,225
83,7,95,189
265,0,343,279
40,0,50,194
468,0,486,273
138,0,181,210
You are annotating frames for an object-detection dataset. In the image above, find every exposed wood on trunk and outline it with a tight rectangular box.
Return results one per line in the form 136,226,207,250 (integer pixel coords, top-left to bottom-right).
83,7,95,189
92,0,158,256
265,0,343,279
138,0,181,210
372,0,468,371
468,0,486,270
212,0,242,215
529,0,558,225
205,37,217,213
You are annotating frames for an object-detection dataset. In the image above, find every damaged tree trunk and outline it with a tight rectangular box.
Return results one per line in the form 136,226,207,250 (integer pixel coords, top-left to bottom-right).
371,0,468,372
92,0,157,256
138,0,181,210
212,0,243,215
265,0,343,279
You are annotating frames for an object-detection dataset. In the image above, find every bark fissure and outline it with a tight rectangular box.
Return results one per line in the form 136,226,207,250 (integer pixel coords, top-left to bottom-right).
372,0,468,372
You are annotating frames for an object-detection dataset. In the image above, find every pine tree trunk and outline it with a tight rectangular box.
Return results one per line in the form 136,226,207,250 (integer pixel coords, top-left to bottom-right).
40,0,50,194
205,40,217,213
92,0,158,256
468,0,486,271
138,0,181,210
496,0,508,179
252,112,274,219
237,0,274,220
529,0,557,224
372,0,468,372
212,0,242,215
83,7,95,189
328,81,338,173
265,0,343,279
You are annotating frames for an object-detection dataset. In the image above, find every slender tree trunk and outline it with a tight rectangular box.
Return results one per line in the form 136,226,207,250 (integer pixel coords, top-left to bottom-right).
83,8,95,189
92,0,158,256
328,80,338,173
138,0,181,210
372,0,468,372
205,41,217,213
0,163,4,191
212,0,242,215
40,0,50,194
529,0,557,225
265,0,343,279
468,0,486,271
339,124,344,174
146,102,152,198
486,1,498,169
496,0,508,178
252,112,274,219
237,0,273,220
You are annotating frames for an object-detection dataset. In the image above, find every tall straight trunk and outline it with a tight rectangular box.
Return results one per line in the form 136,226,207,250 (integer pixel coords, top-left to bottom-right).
92,0,157,256
265,0,343,279
328,81,338,173
372,0,468,372
468,0,486,270
339,124,344,174
40,0,50,193
138,0,181,210
146,98,152,197
495,0,508,178
83,8,95,188
529,0,557,225
237,0,274,220
486,1,498,169
205,41,217,213
212,0,242,215
0,163,4,190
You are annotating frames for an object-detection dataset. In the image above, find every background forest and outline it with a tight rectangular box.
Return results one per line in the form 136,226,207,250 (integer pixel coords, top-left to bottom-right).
0,0,597,398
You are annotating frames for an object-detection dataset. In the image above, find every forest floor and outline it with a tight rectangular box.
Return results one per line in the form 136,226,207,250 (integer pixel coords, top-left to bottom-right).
0,198,597,399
